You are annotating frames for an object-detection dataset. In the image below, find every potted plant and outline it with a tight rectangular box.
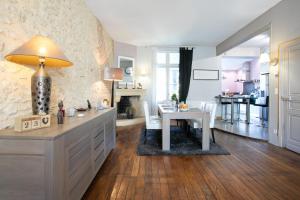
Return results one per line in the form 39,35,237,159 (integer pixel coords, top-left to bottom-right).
171,93,178,106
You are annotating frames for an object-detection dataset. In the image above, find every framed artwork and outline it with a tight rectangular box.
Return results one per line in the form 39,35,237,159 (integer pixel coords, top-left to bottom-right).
193,69,219,80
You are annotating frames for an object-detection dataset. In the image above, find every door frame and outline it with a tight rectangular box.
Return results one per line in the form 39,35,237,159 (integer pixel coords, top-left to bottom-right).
279,37,300,148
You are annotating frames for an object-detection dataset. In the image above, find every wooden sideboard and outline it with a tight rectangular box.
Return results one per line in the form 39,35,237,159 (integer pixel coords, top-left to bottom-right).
0,108,116,200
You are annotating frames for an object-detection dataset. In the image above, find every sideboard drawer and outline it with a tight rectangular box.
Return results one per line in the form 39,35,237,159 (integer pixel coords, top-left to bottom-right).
94,147,105,172
92,127,105,172
93,126,104,141
94,132,104,151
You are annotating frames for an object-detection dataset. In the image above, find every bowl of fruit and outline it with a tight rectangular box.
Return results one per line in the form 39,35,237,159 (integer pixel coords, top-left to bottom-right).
179,103,189,111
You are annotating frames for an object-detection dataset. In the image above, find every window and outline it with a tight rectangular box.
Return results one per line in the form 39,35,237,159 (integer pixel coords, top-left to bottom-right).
154,51,179,103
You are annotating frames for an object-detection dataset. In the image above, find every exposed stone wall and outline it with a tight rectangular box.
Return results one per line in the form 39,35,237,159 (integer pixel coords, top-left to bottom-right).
0,0,114,129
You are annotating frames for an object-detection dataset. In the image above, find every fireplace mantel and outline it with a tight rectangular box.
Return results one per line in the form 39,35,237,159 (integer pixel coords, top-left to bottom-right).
115,89,146,103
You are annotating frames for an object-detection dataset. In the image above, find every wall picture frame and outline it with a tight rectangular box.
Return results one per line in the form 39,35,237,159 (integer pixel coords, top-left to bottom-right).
118,56,135,86
193,69,219,80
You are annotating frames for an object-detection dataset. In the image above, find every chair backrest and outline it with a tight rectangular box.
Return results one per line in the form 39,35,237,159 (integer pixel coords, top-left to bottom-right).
143,101,150,128
187,100,206,110
205,103,217,128
199,102,206,111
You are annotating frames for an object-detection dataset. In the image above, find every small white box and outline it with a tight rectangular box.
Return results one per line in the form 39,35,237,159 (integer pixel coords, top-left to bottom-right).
31,119,41,129
22,120,32,131
40,115,51,128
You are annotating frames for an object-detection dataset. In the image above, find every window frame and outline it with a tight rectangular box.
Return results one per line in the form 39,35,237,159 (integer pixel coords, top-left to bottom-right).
153,49,179,103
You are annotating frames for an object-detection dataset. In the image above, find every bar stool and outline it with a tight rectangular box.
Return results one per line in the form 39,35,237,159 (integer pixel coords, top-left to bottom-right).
253,96,269,127
235,97,256,122
235,99,244,120
221,101,231,120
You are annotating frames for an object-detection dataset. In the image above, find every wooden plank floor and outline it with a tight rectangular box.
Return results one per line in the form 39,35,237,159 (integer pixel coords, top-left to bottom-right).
83,124,300,200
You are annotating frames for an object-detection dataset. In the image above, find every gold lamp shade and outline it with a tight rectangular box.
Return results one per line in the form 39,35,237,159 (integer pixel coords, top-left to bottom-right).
5,35,72,67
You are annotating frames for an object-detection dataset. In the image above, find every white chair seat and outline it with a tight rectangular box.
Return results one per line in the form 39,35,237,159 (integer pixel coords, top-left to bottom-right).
149,119,162,129
150,115,160,120
144,101,162,130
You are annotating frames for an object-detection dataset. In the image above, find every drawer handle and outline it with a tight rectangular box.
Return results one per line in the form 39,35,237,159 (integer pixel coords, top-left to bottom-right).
94,140,104,150
95,149,104,162
94,130,104,139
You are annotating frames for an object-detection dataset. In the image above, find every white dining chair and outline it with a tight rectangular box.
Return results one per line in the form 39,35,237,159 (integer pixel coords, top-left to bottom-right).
187,101,206,129
206,102,217,143
189,102,217,143
143,101,162,144
186,100,206,110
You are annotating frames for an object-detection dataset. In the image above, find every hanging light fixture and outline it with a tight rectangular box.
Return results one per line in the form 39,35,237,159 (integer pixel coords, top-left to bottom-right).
259,49,270,64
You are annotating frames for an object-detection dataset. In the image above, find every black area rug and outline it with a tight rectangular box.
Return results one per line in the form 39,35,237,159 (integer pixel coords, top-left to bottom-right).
137,126,230,156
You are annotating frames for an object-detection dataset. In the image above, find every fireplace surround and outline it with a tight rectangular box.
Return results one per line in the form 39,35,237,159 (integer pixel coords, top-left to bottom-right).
115,89,146,126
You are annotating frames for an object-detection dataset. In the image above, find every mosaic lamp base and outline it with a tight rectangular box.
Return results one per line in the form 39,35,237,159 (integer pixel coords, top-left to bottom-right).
31,62,52,115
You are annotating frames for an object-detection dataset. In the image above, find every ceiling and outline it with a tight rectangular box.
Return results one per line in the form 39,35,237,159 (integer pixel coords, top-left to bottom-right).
239,32,270,48
86,0,281,46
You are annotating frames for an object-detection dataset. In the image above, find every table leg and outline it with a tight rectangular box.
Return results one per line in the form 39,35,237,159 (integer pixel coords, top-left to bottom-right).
202,113,210,151
246,99,250,124
162,118,170,151
231,98,234,124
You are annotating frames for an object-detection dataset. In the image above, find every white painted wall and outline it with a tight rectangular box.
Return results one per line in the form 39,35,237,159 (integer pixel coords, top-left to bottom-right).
113,41,137,67
217,0,300,147
187,47,221,102
136,46,153,112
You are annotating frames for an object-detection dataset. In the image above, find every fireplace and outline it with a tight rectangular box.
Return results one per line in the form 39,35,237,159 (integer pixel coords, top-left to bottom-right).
114,89,146,122
117,96,134,119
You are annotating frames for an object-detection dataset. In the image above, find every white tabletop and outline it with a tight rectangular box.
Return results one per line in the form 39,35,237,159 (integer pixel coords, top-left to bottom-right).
158,104,204,117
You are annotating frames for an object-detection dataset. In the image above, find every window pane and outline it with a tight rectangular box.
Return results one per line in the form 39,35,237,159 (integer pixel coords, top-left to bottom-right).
168,84,179,100
156,68,167,102
168,68,179,99
169,68,179,84
156,53,166,64
169,53,179,64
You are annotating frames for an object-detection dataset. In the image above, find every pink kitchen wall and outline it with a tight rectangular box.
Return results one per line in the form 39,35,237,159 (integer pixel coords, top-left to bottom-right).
222,71,238,92
221,60,260,94
222,70,245,93
250,59,260,80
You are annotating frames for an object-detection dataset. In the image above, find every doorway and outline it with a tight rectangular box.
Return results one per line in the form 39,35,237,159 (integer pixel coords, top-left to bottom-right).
216,31,270,140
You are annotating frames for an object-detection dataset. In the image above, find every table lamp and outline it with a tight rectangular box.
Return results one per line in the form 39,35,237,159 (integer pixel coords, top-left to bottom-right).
103,67,123,107
5,35,73,114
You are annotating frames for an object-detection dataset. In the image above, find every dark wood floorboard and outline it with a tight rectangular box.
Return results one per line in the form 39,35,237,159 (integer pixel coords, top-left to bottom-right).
83,124,300,200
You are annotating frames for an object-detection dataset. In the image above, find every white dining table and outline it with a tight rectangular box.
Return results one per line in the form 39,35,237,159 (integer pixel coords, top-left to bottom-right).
158,104,210,151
